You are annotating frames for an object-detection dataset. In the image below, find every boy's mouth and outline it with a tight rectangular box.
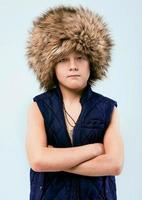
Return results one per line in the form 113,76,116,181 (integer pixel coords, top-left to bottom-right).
67,75,80,77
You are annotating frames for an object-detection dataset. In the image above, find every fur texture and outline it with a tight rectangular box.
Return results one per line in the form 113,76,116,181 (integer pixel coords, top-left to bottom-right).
26,5,114,90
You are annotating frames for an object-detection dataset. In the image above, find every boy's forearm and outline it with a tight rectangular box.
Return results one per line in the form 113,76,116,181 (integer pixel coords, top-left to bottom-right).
64,154,121,177
33,144,99,172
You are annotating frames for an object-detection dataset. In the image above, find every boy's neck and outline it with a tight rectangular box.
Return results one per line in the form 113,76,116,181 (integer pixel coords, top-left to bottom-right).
58,84,86,104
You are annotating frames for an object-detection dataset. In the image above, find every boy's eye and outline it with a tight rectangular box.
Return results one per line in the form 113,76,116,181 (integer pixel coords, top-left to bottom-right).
58,58,67,63
77,55,87,60
77,56,82,59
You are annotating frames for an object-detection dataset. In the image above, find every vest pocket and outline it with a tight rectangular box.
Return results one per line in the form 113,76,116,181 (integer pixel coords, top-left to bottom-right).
80,119,105,144
81,118,105,129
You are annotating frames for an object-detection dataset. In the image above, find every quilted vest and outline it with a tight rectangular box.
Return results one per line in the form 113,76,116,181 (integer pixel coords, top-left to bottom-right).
29,83,118,200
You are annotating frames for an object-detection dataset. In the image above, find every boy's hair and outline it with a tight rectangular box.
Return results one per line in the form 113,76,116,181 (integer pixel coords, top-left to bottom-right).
26,5,114,91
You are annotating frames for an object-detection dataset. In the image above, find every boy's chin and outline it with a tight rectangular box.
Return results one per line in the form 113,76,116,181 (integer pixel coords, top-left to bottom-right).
65,83,86,91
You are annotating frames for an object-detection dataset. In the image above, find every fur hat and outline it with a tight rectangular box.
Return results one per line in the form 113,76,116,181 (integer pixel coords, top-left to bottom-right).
26,5,114,91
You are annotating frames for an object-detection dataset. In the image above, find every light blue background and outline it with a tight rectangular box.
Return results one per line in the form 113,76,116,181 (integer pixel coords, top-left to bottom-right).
0,0,141,199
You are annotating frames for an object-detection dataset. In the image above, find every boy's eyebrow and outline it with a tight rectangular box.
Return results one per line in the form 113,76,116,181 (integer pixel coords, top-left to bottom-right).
75,52,82,55
76,52,87,57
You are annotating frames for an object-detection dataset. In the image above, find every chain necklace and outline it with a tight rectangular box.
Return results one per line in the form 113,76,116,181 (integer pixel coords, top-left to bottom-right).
63,104,76,128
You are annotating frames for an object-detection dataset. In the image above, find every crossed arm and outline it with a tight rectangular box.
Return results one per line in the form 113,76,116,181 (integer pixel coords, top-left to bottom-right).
64,106,124,176
26,102,124,177
49,106,124,176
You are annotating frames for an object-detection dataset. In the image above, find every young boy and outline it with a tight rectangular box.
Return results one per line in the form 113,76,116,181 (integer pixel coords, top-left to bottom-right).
25,5,124,200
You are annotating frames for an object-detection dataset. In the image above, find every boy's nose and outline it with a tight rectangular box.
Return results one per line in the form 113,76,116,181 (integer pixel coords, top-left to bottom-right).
69,59,78,71
69,67,78,71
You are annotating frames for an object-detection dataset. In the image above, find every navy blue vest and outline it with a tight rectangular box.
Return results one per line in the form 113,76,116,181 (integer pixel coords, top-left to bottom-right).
29,84,118,200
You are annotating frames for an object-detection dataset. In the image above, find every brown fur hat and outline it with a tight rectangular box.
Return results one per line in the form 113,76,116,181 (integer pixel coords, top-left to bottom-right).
26,5,114,91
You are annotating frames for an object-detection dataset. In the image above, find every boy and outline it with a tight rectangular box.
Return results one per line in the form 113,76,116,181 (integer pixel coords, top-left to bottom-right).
26,5,124,200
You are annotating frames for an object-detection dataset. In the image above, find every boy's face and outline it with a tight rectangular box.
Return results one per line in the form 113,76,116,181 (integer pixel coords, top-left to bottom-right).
54,51,90,90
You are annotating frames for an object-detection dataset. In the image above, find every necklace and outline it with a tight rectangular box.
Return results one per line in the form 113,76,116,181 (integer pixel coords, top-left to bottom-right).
63,104,76,128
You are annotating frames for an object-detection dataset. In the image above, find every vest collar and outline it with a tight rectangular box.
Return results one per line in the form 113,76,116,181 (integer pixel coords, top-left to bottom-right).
55,83,94,104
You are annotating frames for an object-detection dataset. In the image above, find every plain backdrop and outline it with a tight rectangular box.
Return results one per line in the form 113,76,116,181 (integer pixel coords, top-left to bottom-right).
0,0,141,199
